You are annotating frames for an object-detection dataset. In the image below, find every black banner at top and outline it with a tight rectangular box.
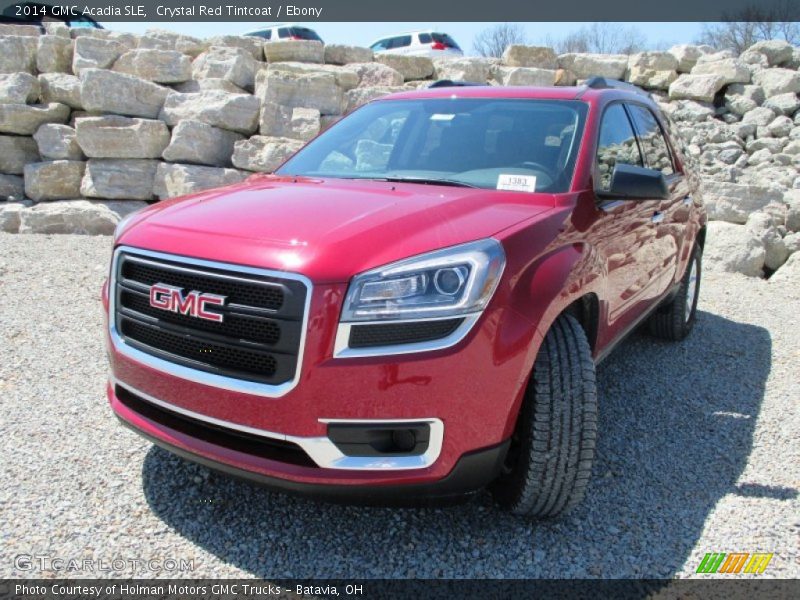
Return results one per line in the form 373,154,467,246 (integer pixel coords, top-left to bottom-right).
1,0,799,22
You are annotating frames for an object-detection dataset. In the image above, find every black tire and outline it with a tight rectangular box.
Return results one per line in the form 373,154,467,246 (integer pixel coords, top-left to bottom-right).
647,244,701,341
490,313,597,518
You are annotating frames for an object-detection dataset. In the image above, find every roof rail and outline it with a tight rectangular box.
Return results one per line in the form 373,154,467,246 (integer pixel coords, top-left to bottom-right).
427,80,486,88
583,77,650,98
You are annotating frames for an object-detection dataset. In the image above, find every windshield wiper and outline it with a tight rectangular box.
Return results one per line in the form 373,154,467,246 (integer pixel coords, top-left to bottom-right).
371,176,479,189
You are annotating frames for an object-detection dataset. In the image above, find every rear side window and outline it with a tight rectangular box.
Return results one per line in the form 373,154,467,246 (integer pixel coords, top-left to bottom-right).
596,104,642,192
627,105,674,176
418,33,432,44
248,30,271,40
432,33,461,50
277,27,290,38
390,35,412,49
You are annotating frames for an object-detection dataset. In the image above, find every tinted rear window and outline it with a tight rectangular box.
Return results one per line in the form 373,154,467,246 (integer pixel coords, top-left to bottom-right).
432,33,460,50
289,27,322,41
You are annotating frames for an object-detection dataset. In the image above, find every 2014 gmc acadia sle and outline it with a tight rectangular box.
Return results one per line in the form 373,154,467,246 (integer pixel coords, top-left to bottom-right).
103,79,706,518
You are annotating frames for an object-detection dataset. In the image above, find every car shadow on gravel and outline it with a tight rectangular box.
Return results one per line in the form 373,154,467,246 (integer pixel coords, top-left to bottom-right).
141,310,773,578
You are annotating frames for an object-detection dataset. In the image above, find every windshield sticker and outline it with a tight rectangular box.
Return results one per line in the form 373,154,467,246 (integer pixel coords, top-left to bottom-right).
497,174,537,193
430,113,455,121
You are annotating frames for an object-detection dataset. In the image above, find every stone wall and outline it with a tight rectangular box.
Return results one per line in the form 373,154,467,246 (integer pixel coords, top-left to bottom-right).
0,24,798,277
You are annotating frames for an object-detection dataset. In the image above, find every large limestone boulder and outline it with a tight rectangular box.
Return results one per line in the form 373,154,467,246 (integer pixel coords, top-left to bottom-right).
668,44,711,73
206,35,263,60
723,83,765,116
324,44,373,65
262,61,358,90
24,160,86,201
668,74,725,103
0,103,70,135
138,29,207,57
502,45,557,69
18,199,147,235
162,120,243,166
344,86,405,112
557,53,627,79
0,174,24,200
768,252,800,285
33,124,84,160
113,49,192,83
81,158,158,200
0,73,40,104
626,52,678,90
746,40,794,67
232,136,304,172
0,35,38,73
345,62,404,87
37,35,73,73
159,90,260,134
432,57,492,83
80,69,169,118
75,116,170,158
0,202,24,231
256,67,343,115
38,73,82,109
742,106,778,128
690,58,750,85
192,46,258,90
153,163,247,199
746,212,789,271
72,37,125,75
0,135,40,174
763,93,800,116
752,69,800,97
260,105,320,140
375,55,434,81
702,181,784,224
263,40,324,63
493,66,557,86
704,221,766,277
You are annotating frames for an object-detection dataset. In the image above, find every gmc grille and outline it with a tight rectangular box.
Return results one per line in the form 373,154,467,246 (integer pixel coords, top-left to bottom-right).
113,251,308,386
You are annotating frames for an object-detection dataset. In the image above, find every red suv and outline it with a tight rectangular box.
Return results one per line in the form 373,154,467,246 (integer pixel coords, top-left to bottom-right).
103,78,706,518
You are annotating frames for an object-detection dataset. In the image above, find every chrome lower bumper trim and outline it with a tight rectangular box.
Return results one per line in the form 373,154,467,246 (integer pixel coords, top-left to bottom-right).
114,379,443,471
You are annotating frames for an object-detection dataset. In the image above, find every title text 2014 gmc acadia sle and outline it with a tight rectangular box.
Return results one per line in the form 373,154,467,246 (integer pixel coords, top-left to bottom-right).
103,79,706,518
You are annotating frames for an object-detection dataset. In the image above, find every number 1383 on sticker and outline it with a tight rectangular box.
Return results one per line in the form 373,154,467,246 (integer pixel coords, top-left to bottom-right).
497,174,537,193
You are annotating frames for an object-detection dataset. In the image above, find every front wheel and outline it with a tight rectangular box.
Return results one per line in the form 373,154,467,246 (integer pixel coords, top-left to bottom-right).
490,313,598,518
647,244,701,341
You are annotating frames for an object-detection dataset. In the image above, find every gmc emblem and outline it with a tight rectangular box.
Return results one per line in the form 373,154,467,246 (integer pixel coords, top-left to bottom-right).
149,283,226,323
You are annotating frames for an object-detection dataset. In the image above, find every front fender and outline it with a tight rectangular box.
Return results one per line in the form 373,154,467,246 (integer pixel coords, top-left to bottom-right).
496,225,605,437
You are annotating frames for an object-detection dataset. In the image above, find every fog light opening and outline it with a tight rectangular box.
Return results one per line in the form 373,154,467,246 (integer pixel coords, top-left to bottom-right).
391,429,417,452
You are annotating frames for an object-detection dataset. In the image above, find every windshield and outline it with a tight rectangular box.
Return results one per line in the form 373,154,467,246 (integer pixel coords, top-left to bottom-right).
277,98,587,193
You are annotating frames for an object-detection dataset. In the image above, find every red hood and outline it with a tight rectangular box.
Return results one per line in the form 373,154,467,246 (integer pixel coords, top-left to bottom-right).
119,175,554,283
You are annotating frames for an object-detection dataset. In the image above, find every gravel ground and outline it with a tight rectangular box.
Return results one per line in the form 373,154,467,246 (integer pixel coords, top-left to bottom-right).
1,232,798,579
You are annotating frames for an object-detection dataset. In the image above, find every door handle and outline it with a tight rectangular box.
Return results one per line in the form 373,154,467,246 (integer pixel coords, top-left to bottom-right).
651,212,664,224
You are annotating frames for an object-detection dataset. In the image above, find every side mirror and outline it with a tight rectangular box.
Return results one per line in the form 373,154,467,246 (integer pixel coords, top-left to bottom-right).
597,163,669,200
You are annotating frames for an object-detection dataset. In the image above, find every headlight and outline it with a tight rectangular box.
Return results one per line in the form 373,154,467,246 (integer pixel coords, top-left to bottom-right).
341,239,506,322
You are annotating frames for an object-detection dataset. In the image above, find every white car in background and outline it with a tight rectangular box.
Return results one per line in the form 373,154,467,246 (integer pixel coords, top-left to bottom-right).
244,24,324,43
369,31,463,58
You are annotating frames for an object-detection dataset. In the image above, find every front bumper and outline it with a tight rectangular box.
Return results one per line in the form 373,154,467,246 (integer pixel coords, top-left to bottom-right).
112,380,509,503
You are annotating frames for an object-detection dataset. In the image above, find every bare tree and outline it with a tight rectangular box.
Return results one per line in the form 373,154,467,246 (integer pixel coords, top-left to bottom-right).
697,1,800,53
473,23,527,58
546,24,646,55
